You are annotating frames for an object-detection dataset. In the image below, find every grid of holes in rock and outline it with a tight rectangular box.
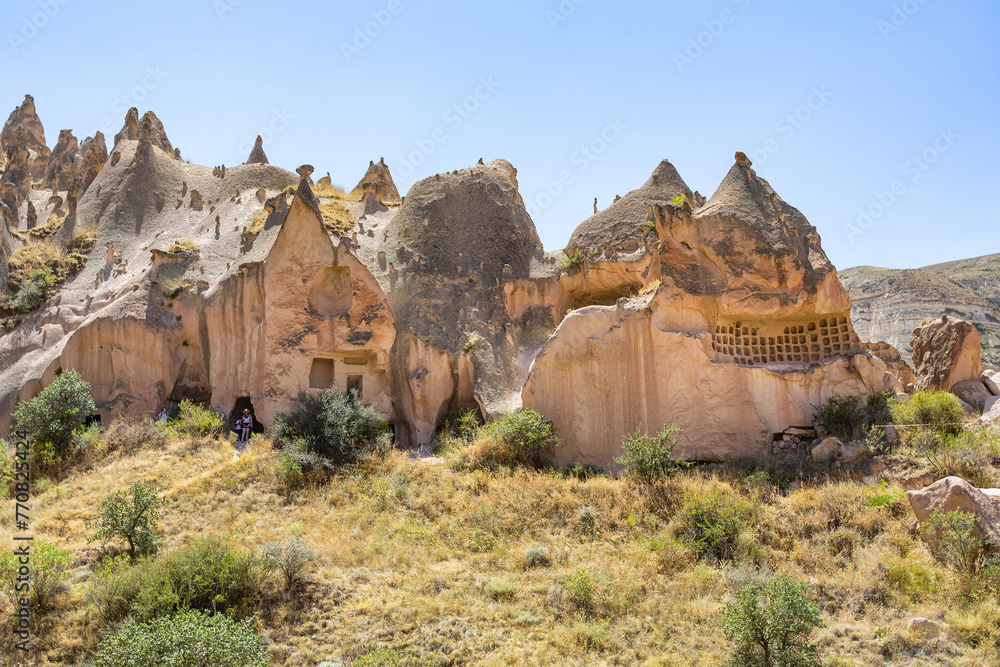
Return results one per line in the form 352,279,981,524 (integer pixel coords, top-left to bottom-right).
712,317,856,365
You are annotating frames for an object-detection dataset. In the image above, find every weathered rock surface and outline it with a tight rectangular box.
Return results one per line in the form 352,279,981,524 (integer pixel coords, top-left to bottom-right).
905,618,940,639
907,476,1000,550
1,129,33,207
524,156,910,466
350,158,401,206
114,108,173,156
245,135,268,165
0,94,46,152
78,132,108,194
911,315,983,391
952,379,992,413
42,129,82,191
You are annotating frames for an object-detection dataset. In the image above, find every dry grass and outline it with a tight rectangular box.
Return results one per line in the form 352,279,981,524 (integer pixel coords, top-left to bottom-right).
1,431,998,666
311,182,352,200
165,238,198,253
247,208,269,236
6,238,91,296
318,199,356,236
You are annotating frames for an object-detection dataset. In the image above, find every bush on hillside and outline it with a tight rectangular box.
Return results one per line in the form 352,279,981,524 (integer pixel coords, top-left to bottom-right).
271,389,391,466
170,400,225,439
263,537,317,589
920,510,984,576
456,409,562,471
104,417,168,454
0,541,71,613
718,574,824,667
890,390,966,433
13,370,95,454
614,425,690,484
91,609,268,667
86,539,268,623
675,490,755,563
812,390,893,442
87,480,167,558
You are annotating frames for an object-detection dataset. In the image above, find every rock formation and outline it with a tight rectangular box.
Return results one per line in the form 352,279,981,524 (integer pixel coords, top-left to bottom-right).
2,129,33,206
42,129,82,191
350,158,401,207
524,155,911,465
0,98,921,469
910,315,983,391
0,94,46,153
246,135,268,165
78,132,108,194
114,109,173,156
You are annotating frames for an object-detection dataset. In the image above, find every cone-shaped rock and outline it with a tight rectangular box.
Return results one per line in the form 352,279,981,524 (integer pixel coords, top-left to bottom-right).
78,131,108,194
350,157,400,205
113,107,140,147
568,159,693,252
245,135,268,165
42,129,82,191
113,109,173,156
0,94,46,151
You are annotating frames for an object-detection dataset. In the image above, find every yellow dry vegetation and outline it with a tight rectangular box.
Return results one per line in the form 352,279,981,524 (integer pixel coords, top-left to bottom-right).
319,200,355,236
165,238,198,253
2,426,999,666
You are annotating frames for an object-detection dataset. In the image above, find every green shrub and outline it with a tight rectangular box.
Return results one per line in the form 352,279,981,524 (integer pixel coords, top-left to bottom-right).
675,490,753,562
564,568,595,610
891,390,966,432
272,389,391,466
0,541,71,613
812,391,892,442
87,480,167,558
558,248,584,269
524,546,551,568
487,577,517,602
718,574,824,667
464,409,562,469
614,425,690,483
104,417,168,454
89,539,268,623
170,400,224,439
356,648,403,667
72,422,106,455
866,481,907,511
262,537,316,589
442,407,482,440
91,609,268,667
8,281,44,312
13,369,95,454
912,428,1000,488
920,510,984,576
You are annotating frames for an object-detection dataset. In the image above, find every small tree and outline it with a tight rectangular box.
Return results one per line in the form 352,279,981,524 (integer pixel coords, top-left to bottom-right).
263,537,317,589
614,425,690,483
13,370,95,453
87,480,167,558
719,575,824,667
0,541,72,613
920,509,984,576
92,609,269,667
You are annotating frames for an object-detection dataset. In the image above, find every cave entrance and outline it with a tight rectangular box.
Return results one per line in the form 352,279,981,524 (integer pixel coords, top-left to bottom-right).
230,397,265,436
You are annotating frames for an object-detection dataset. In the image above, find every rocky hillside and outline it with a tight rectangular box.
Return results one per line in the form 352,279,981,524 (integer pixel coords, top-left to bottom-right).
842,256,1000,371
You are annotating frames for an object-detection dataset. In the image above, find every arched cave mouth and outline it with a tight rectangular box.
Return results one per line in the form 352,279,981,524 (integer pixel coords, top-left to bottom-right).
229,397,265,436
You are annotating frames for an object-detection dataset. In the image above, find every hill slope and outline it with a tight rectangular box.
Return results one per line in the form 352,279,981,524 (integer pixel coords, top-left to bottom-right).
842,255,1000,370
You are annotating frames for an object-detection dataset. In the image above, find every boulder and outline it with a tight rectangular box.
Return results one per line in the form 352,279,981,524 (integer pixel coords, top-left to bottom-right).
982,397,1000,424
952,379,992,413
983,371,999,397
906,476,1000,549
911,315,983,391
905,618,940,639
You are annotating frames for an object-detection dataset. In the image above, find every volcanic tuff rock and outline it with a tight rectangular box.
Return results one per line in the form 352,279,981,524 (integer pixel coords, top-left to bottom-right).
524,155,911,465
42,129,82,191
0,94,46,151
842,262,1000,370
0,96,923,467
908,476,1000,551
1,131,32,207
78,132,109,194
910,315,983,391
246,135,268,165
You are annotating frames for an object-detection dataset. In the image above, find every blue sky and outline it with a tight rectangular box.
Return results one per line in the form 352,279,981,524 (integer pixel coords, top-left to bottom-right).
2,0,997,270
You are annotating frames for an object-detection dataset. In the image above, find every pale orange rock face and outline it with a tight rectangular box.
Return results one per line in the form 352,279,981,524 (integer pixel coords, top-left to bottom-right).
911,314,983,392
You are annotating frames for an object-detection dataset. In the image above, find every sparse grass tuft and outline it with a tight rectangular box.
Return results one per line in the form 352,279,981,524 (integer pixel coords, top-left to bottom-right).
318,199,356,236
166,238,199,253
